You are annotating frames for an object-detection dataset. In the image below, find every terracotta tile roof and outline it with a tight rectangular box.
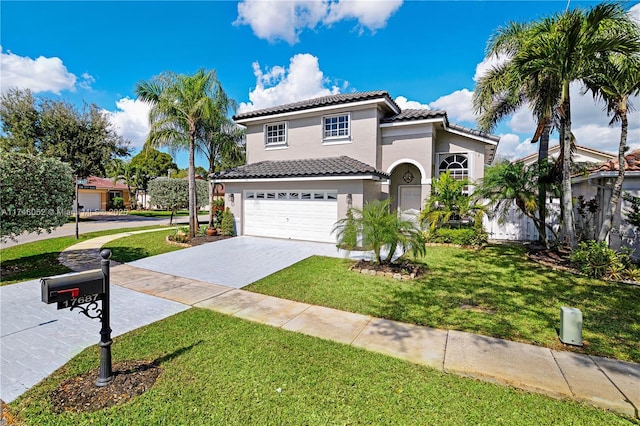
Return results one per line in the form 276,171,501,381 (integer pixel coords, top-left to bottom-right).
233,91,399,121
380,108,447,122
214,156,389,180
592,149,640,172
86,176,129,190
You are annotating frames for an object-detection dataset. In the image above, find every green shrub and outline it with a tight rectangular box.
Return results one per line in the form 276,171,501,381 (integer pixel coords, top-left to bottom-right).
168,227,189,243
569,240,632,279
213,198,225,225
220,207,235,236
110,197,125,209
426,227,487,246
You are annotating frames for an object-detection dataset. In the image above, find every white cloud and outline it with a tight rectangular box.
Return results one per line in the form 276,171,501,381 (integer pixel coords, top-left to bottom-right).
238,53,342,113
493,133,538,161
429,88,476,123
78,72,96,90
507,108,537,134
235,0,402,44
235,0,327,44
325,0,403,32
629,3,640,24
0,47,78,94
473,53,510,82
394,96,430,110
105,97,151,148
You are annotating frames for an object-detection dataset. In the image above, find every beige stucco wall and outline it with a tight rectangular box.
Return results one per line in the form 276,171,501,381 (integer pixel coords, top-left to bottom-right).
245,106,380,166
223,179,384,237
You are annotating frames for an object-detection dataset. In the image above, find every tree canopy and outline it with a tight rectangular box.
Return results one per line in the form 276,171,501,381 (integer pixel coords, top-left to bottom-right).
1,151,74,241
0,88,130,178
147,177,208,225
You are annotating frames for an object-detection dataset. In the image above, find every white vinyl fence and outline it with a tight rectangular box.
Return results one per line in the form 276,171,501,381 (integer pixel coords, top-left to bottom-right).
482,199,561,241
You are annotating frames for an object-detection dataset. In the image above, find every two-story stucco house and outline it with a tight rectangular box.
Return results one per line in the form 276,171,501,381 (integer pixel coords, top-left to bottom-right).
215,91,499,243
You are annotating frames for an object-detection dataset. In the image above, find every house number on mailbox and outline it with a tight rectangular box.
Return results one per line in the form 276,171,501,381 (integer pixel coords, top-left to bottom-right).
58,293,103,309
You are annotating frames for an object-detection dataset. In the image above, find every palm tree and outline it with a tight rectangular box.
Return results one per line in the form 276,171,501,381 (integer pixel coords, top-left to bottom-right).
197,85,246,229
419,171,484,232
136,69,221,238
476,161,559,241
510,2,640,248
583,52,640,243
334,198,426,265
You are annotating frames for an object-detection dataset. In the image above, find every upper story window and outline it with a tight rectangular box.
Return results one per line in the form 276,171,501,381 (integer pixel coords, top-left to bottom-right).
265,122,287,147
439,154,468,180
323,113,350,140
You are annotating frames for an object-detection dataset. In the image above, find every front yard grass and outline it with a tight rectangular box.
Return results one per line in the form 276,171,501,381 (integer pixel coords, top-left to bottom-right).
103,230,183,263
9,308,632,425
246,244,640,363
0,226,166,285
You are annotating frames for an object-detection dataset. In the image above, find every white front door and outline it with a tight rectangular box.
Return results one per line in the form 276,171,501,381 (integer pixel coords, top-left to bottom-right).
243,190,338,243
399,185,422,213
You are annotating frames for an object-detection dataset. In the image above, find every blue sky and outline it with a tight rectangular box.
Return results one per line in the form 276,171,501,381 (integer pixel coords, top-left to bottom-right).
2,0,639,170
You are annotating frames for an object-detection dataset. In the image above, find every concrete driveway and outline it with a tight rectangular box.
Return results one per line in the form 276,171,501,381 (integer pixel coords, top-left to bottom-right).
128,236,369,288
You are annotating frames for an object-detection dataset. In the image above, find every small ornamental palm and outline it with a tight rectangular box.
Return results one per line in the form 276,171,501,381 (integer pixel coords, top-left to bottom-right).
420,171,484,232
334,198,425,265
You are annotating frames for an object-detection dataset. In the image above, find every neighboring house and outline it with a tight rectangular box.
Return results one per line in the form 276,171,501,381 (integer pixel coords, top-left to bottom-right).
515,143,615,167
215,91,499,243
573,149,640,253
73,176,131,212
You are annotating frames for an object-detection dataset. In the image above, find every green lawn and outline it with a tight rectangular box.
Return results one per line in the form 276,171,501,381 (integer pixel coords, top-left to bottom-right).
0,226,166,285
103,230,184,263
9,308,632,425
246,244,640,363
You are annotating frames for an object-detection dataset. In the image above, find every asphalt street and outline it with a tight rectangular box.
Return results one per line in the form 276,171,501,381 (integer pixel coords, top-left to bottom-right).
0,214,210,249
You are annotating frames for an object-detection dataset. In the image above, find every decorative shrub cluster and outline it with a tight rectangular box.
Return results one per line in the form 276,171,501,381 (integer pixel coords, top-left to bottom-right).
425,227,488,247
570,240,640,281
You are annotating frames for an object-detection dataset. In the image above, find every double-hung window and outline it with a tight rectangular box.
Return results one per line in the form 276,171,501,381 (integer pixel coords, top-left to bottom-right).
323,113,350,140
265,122,287,147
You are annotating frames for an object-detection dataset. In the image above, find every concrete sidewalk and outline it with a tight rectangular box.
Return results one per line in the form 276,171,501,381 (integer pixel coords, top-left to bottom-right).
8,233,638,418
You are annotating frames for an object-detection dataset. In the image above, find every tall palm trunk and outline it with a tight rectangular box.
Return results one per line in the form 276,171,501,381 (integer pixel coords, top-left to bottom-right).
208,160,215,229
560,82,576,248
537,120,551,248
188,130,197,238
597,100,629,243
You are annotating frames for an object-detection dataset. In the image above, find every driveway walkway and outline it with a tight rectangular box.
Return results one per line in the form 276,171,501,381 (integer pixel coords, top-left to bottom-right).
128,236,368,288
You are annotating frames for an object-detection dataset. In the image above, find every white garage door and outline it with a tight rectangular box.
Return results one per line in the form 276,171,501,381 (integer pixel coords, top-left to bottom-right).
79,192,102,211
244,190,338,243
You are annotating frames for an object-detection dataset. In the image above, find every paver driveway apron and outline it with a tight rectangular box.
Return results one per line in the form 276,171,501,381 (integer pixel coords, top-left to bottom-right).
0,278,188,403
128,236,364,289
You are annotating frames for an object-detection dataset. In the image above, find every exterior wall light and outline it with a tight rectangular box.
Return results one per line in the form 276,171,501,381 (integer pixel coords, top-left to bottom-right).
229,193,234,203
346,193,352,207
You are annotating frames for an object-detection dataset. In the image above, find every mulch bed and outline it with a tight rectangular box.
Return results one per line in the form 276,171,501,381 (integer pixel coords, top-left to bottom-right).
188,235,231,246
526,246,575,273
351,259,425,279
50,360,162,413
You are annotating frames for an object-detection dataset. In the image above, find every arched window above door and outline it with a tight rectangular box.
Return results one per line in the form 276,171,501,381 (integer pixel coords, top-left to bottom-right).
438,154,468,180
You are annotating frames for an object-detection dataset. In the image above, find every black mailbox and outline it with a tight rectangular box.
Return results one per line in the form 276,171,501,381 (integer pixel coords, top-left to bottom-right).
41,270,105,305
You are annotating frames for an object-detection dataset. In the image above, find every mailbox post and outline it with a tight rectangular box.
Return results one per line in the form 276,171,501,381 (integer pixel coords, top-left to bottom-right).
97,249,113,386
40,249,114,387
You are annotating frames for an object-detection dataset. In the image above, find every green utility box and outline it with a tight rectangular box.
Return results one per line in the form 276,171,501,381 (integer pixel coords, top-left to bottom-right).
559,306,583,346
